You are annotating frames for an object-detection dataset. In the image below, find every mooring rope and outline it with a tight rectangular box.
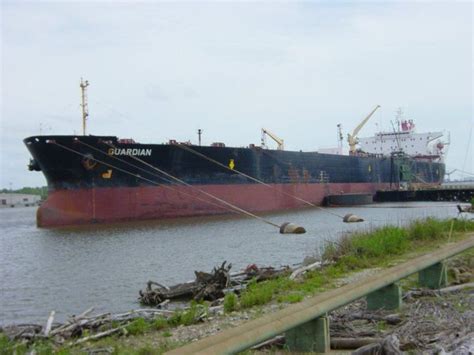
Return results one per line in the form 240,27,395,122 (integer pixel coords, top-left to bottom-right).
52,141,243,216
75,140,242,215
104,142,281,229
69,140,281,229
174,143,346,219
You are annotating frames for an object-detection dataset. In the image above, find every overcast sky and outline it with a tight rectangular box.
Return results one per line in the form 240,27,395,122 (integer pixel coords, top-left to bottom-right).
1,0,472,188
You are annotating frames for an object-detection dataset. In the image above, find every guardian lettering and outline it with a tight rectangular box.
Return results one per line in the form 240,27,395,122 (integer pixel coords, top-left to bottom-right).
108,148,152,156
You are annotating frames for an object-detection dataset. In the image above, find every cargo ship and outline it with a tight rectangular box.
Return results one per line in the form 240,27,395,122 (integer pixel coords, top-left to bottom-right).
24,82,447,227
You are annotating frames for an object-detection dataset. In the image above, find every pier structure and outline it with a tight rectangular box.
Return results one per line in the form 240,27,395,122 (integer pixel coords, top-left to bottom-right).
375,184,474,203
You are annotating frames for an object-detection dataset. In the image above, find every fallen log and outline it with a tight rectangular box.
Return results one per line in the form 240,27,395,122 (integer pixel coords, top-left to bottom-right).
404,282,474,299
353,334,402,355
139,262,291,305
331,337,383,350
71,326,126,345
340,312,402,325
43,311,55,336
289,261,323,280
251,335,285,350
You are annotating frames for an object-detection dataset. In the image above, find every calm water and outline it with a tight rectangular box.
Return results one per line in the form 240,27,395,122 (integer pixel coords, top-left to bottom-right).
0,202,461,325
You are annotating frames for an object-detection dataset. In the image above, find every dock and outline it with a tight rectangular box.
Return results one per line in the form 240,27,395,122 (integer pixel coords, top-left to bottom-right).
375,184,474,203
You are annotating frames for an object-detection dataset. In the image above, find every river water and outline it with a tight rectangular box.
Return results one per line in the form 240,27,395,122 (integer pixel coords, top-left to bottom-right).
0,202,461,325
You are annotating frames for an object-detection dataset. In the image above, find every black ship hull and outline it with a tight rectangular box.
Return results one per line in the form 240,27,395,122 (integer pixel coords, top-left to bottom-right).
24,135,445,227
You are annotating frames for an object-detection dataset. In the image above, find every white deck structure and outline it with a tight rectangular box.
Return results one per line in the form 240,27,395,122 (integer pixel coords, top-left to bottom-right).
358,120,448,162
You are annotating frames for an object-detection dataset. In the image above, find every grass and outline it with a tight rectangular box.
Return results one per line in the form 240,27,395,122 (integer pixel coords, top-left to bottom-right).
153,317,168,330
237,218,473,311
126,318,150,336
223,292,238,313
324,218,474,268
277,292,304,304
168,301,208,326
239,277,296,309
376,320,387,332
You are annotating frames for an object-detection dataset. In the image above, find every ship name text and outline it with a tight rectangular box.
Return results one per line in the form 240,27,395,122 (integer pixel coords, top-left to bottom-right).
108,148,152,156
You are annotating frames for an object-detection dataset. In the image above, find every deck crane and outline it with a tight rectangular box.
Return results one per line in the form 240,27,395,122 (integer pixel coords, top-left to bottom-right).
261,128,284,150
347,105,381,154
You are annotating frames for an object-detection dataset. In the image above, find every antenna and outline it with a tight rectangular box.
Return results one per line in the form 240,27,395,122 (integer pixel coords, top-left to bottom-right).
395,107,403,132
80,78,90,135
197,128,203,146
390,120,402,152
337,124,343,153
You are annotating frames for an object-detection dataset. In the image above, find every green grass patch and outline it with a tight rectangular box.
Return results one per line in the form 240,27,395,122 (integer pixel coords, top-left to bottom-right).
0,334,15,355
126,318,150,335
135,345,158,355
351,226,410,258
376,320,387,332
162,331,172,338
237,218,473,311
240,281,274,308
239,277,296,309
298,270,325,293
277,292,304,304
324,218,474,270
153,316,168,330
168,301,208,326
408,218,446,241
223,292,238,313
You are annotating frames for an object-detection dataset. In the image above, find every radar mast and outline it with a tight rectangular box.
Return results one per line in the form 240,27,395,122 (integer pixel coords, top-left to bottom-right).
80,78,90,135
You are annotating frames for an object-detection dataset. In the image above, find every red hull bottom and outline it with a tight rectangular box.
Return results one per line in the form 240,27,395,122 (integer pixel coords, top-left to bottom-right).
37,183,392,227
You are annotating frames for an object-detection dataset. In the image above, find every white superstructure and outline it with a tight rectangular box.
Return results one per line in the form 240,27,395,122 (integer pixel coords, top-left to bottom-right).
357,115,448,162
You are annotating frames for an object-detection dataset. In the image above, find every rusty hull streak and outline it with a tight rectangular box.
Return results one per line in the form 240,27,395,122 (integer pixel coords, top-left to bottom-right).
166,236,474,355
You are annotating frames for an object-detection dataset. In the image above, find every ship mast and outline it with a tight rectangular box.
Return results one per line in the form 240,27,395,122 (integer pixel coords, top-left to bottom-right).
80,78,90,135
337,123,343,153
197,128,203,146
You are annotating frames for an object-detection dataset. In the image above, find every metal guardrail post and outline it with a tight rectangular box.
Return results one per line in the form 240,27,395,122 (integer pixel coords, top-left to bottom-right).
419,262,448,289
285,315,329,352
366,283,402,310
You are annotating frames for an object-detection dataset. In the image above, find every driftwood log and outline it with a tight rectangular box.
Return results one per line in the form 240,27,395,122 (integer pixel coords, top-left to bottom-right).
139,261,291,306
1,308,173,345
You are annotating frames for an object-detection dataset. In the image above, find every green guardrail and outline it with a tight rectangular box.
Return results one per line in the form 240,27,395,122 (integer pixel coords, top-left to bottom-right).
166,236,474,355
